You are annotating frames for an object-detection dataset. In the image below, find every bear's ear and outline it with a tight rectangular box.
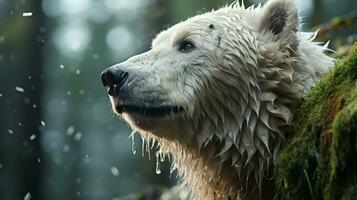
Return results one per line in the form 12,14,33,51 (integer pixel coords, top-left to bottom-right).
259,0,299,38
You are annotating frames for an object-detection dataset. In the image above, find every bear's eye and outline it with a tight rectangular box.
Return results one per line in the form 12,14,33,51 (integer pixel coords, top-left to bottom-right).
178,40,195,53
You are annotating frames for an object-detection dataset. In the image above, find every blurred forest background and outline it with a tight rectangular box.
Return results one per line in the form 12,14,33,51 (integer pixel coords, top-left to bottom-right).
0,0,356,199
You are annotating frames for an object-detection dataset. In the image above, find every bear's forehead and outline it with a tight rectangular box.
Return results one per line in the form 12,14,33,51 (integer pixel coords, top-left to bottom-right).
152,7,260,48
152,13,215,48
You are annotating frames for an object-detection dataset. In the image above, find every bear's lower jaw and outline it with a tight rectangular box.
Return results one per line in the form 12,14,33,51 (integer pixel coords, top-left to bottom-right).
115,104,183,118
110,96,184,118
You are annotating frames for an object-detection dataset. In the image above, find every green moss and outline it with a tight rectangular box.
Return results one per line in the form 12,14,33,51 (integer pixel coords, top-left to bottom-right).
276,43,357,200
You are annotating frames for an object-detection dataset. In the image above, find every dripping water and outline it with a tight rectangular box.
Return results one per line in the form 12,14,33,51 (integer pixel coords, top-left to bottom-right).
129,130,137,155
169,163,178,178
155,151,162,175
141,136,145,157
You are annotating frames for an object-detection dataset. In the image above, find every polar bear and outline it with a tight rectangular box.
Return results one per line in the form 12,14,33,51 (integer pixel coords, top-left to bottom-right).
101,0,334,199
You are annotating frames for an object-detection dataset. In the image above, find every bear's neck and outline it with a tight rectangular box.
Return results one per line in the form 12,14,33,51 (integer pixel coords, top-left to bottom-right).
161,134,276,200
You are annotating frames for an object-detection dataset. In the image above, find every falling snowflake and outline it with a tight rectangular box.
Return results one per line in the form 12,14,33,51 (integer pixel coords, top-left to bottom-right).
83,154,90,164
76,69,80,75
111,166,120,176
59,64,64,69
74,132,82,141
63,144,70,152
8,129,14,134
22,12,33,17
41,120,46,126
15,87,24,93
24,192,31,200
29,134,36,141
24,97,30,104
67,126,75,135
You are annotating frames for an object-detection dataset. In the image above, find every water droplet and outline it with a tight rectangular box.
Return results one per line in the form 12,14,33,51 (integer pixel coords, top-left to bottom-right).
141,137,145,157
8,129,14,134
155,152,162,175
59,64,64,69
170,163,178,178
111,166,120,176
76,69,80,75
129,130,136,155
41,120,45,126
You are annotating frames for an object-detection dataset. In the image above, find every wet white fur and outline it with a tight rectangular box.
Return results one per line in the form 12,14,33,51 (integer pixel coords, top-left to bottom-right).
114,0,334,199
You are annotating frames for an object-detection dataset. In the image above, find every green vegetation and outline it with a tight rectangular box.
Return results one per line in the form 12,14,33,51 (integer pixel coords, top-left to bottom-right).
276,43,357,200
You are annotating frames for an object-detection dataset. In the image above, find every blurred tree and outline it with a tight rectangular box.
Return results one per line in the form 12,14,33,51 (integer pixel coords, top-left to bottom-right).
0,0,44,199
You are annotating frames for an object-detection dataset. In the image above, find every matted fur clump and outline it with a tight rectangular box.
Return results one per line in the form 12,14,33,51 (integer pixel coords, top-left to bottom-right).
101,0,334,199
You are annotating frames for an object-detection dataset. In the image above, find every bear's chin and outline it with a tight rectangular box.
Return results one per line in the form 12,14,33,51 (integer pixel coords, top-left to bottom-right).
120,112,186,140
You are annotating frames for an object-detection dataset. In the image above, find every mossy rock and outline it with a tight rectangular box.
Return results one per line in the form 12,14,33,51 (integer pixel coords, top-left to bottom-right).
276,43,357,200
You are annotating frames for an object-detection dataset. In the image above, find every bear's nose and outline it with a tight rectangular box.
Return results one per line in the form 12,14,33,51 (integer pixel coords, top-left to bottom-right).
101,68,129,96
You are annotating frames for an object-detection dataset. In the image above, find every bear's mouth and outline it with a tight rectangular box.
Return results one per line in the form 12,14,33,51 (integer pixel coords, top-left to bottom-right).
115,103,184,118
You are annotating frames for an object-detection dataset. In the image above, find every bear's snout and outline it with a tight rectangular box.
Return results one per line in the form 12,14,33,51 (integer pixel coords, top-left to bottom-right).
101,68,129,96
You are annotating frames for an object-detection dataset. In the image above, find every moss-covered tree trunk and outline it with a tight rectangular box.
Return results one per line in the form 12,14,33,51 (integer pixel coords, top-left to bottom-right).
276,43,357,200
